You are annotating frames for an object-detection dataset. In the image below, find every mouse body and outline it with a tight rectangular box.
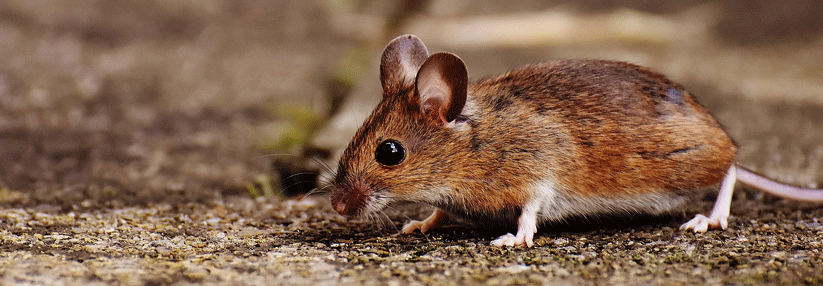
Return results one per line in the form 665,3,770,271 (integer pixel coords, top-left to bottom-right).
330,35,823,247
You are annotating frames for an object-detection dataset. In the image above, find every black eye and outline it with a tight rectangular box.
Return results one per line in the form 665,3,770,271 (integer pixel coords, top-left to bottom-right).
375,139,405,166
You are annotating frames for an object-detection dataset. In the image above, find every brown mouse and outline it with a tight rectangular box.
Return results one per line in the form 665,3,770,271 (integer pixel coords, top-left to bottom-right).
329,34,823,247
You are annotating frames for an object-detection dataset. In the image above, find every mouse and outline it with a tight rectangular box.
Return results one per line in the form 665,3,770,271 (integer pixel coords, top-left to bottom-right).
329,34,823,247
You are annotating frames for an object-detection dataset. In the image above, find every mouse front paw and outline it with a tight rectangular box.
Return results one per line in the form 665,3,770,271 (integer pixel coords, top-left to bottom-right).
680,214,728,233
401,220,425,234
400,209,449,234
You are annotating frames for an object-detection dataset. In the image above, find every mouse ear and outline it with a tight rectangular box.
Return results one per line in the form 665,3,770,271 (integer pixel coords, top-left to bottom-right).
415,52,468,126
380,35,429,94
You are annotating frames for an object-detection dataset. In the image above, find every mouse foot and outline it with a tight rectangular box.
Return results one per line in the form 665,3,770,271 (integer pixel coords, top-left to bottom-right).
401,221,422,234
680,214,728,233
490,232,534,247
490,194,541,247
401,209,449,234
680,165,736,233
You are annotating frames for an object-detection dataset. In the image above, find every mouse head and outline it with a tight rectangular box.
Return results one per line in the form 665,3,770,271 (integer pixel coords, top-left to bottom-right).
331,35,468,217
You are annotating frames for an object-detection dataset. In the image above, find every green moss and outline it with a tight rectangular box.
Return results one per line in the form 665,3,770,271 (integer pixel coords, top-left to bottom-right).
244,174,277,198
408,244,439,260
522,255,552,266
262,106,326,154
663,252,690,264
331,43,370,95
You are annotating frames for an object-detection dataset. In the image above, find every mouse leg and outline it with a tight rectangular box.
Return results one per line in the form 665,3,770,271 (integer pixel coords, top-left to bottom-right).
401,208,450,234
680,165,737,233
491,197,541,247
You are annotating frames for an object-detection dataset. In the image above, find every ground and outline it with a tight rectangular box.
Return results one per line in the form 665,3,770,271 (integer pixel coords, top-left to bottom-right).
1,0,822,285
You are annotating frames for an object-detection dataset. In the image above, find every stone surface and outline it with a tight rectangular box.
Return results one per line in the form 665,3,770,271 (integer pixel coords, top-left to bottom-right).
1,0,822,285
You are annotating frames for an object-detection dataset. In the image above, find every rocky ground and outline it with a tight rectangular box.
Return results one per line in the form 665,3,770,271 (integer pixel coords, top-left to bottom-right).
1,0,822,285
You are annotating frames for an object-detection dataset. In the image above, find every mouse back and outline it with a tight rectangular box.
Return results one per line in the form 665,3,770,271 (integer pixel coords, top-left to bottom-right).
468,60,738,198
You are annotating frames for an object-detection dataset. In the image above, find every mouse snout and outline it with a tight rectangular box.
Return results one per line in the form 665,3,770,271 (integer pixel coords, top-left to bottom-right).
332,200,346,215
330,183,368,217
331,196,351,216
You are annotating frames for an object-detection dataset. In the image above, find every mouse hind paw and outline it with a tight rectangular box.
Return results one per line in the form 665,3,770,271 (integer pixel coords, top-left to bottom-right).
681,165,736,233
680,214,728,233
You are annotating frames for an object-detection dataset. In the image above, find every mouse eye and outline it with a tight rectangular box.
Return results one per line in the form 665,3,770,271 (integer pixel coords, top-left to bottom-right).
375,139,405,166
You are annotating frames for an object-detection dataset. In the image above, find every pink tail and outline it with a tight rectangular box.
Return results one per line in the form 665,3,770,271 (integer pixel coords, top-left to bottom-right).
736,166,823,203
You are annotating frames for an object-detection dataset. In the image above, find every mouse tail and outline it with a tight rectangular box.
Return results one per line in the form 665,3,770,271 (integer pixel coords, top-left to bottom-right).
735,165,823,203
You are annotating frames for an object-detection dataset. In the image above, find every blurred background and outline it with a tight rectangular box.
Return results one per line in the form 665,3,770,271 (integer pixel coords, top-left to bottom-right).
1,0,822,209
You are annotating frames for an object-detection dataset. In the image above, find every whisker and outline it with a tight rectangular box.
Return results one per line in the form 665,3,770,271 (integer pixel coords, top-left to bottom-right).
280,170,319,182
367,212,381,230
302,186,326,198
385,204,414,224
308,156,337,176
253,153,300,161
379,211,399,233
374,212,387,231
280,179,320,197
316,173,335,186
320,202,335,214
307,157,335,177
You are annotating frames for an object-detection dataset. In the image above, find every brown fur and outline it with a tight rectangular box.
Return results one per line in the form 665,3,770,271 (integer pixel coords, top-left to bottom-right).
469,60,737,199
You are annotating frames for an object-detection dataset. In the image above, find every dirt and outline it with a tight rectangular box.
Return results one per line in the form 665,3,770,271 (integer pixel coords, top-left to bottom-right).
1,0,822,285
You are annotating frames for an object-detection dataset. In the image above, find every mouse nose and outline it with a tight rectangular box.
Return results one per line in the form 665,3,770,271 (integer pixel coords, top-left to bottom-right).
330,180,368,216
333,200,348,216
